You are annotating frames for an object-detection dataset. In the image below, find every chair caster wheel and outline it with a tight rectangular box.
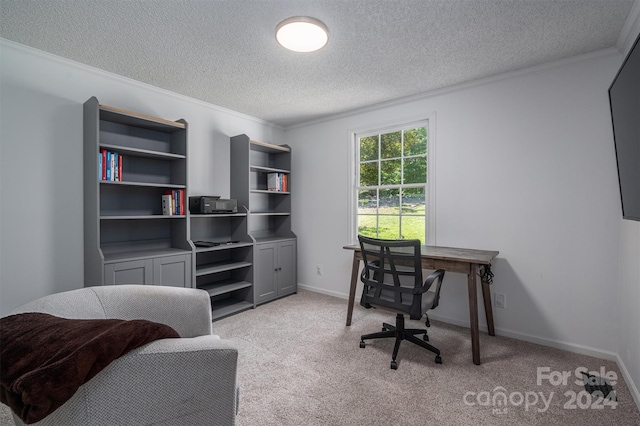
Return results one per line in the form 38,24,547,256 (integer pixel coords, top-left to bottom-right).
435,355,442,364
390,361,398,370
360,341,366,348
423,333,429,341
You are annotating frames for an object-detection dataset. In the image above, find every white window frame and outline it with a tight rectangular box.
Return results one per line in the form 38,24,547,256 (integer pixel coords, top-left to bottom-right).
348,115,436,246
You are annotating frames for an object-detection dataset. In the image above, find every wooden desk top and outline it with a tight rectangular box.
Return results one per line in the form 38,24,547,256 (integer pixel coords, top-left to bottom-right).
343,244,498,265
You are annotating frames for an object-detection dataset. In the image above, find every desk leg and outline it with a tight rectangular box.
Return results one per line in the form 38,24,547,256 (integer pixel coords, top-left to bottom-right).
481,267,496,336
468,264,481,365
346,253,359,326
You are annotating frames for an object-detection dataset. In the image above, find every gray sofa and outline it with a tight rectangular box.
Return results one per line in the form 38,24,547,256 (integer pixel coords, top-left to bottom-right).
7,285,239,426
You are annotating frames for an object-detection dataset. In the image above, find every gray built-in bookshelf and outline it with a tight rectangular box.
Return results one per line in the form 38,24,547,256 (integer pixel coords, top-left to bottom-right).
231,135,297,304
190,211,254,320
83,102,297,317
83,97,192,287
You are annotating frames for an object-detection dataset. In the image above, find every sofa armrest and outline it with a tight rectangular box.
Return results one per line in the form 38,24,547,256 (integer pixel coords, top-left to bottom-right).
91,285,213,337
12,336,239,426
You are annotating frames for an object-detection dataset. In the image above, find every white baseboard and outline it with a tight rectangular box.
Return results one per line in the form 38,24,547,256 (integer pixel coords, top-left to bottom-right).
616,353,640,411
299,283,618,359
298,282,639,410
298,283,349,300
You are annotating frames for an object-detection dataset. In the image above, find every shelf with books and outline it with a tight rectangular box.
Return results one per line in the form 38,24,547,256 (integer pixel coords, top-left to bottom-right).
249,167,290,192
99,185,185,217
231,134,297,306
231,134,296,242
84,97,191,287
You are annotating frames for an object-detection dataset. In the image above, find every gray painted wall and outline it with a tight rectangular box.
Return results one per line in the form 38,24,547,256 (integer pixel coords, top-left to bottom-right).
284,48,639,403
0,40,283,315
1,37,638,406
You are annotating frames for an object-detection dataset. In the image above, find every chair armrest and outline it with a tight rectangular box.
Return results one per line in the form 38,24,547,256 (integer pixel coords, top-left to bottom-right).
419,269,445,309
14,336,239,426
91,285,213,337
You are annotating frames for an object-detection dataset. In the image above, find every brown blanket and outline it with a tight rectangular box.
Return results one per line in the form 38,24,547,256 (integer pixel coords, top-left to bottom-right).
0,312,180,424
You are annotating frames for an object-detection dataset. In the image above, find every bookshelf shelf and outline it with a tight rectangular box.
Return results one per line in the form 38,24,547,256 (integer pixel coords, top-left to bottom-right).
194,241,253,253
100,181,186,189
99,143,186,160
210,299,253,321
100,215,186,220
195,261,252,276
250,190,290,195
199,280,253,297
231,134,297,306
190,207,254,320
84,97,191,288
250,165,290,174
250,212,291,216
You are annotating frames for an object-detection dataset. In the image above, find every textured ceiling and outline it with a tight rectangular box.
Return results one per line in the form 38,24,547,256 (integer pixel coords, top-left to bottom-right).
0,0,636,127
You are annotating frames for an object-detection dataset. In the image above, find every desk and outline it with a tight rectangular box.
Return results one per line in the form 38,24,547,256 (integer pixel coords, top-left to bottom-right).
343,244,499,365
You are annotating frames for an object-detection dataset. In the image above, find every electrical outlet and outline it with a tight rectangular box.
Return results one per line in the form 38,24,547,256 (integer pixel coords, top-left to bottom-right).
495,293,506,309
317,264,323,275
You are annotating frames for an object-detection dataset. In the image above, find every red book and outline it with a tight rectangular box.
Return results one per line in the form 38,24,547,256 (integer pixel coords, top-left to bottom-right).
179,189,184,215
118,154,123,181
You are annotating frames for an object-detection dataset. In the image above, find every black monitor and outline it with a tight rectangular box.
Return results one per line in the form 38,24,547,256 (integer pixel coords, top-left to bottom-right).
608,32,640,221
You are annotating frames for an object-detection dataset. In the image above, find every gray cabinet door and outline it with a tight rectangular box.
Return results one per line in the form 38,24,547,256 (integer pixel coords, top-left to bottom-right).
277,240,296,295
254,243,277,304
104,259,154,285
153,255,191,287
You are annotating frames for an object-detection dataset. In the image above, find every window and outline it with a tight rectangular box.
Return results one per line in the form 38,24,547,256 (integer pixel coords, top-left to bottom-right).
353,120,434,244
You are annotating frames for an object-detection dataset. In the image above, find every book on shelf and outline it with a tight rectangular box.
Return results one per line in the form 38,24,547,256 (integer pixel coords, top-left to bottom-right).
162,194,173,215
267,172,288,192
100,149,123,182
162,189,185,216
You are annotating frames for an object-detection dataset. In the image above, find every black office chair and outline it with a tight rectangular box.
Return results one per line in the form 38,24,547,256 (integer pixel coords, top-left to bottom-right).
357,235,446,369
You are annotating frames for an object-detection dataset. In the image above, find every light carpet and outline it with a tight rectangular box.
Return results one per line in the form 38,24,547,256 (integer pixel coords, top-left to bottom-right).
2,289,639,425
215,290,639,426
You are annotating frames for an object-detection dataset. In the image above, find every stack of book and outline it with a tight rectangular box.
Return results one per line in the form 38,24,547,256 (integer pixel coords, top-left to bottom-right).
99,149,123,181
162,190,185,216
267,172,289,192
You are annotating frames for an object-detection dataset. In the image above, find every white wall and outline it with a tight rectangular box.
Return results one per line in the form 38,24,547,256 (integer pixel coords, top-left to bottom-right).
285,50,624,360
0,40,284,315
617,220,640,407
1,36,637,405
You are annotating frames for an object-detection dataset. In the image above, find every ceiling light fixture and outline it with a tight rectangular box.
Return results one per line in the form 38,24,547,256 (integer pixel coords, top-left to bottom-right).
275,16,329,53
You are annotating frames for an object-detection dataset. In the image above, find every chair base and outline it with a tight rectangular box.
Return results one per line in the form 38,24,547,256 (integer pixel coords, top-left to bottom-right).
360,313,442,369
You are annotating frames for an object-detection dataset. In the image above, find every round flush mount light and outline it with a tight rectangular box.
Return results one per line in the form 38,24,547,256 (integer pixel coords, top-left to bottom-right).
275,16,329,52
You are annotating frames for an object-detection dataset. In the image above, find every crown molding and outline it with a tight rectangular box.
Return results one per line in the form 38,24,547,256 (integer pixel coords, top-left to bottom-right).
617,0,640,55
0,38,284,131
286,47,620,130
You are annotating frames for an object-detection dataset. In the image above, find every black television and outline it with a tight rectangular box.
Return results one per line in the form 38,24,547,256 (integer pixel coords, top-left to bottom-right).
608,32,640,221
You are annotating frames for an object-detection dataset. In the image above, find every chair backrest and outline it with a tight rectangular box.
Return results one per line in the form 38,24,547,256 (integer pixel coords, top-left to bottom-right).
358,235,424,320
